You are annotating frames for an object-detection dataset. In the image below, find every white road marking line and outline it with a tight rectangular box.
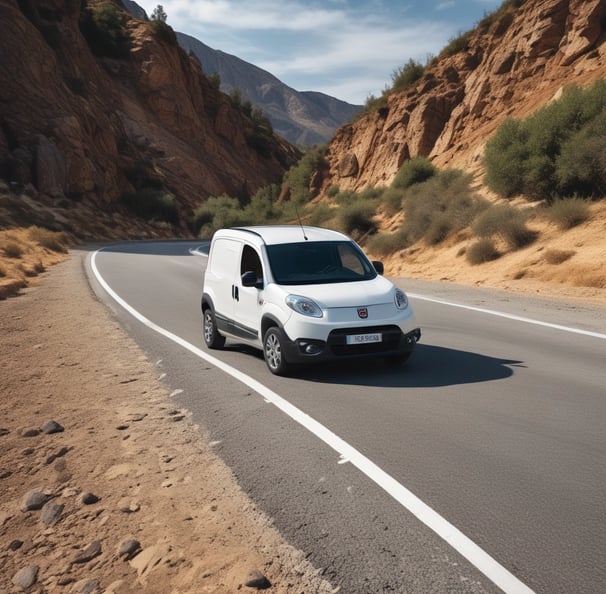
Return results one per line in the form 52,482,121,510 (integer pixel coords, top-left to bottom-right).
91,249,535,594
408,293,606,340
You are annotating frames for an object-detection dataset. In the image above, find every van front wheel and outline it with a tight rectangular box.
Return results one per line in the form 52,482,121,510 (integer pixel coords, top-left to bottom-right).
203,306,225,349
263,327,290,376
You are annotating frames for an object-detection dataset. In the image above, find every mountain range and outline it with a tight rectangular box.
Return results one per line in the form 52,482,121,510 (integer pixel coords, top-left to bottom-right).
122,0,361,147
177,33,362,147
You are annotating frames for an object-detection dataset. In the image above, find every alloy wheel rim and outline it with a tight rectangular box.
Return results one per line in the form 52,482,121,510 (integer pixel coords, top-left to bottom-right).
265,334,281,369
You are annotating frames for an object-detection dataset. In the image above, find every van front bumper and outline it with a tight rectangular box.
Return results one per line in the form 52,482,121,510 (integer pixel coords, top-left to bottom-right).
282,326,421,364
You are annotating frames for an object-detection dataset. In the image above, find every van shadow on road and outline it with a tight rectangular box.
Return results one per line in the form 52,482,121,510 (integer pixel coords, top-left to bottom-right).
292,343,524,388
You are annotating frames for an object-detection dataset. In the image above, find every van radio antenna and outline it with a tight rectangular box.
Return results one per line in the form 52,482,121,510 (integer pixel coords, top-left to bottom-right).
295,203,308,240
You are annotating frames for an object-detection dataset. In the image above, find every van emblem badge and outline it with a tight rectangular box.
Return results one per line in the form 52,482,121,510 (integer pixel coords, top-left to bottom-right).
357,307,368,319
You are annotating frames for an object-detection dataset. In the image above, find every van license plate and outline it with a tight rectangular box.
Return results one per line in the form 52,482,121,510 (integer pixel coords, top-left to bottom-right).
346,333,382,345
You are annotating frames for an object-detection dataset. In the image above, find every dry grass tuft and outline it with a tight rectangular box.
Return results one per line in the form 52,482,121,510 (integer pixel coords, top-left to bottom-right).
28,226,70,253
543,249,575,265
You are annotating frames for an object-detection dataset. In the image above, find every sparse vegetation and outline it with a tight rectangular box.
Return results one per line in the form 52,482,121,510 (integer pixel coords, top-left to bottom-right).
392,157,437,190
466,238,500,265
80,2,131,59
28,226,70,253
472,203,535,249
3,242,24,259
544,249,575,265
336,201,377,240
441,31,472,57
283,147,326,205
543,197,591,230
484,80,606,202
390,59,425,93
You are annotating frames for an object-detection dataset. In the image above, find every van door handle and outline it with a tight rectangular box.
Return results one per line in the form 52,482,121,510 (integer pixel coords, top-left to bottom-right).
232,285,239,301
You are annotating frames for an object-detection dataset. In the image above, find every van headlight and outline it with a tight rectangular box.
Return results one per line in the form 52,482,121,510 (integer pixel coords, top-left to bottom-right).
286,295,323,318
394,288,409,310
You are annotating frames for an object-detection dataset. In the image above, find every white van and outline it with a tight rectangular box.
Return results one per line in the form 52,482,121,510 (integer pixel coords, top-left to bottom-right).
201,226,420,375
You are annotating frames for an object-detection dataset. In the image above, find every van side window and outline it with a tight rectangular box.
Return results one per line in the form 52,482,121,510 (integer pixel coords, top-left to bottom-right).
240,245,263,279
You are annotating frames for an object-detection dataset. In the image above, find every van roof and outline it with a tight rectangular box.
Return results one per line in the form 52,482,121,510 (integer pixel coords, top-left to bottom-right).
213,225,350,246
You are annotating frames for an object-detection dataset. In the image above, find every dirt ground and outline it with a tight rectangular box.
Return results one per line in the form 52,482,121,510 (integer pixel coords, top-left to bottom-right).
0,252,335,593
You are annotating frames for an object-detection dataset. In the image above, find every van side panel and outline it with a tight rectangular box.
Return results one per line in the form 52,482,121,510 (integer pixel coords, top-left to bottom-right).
206,238,240,330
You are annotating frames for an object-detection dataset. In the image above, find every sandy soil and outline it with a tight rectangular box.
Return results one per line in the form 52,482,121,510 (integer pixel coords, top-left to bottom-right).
0,252,335,593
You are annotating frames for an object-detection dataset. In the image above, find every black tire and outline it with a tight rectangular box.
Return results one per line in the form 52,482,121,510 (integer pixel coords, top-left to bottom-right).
263,327,290,375
203,306,225,349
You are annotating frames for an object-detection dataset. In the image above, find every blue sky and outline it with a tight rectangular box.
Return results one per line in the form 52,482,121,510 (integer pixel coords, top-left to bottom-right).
135,0,503,105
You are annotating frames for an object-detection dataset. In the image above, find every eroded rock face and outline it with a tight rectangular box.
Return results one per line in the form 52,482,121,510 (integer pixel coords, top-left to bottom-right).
0,0,299,225
322,0,606,192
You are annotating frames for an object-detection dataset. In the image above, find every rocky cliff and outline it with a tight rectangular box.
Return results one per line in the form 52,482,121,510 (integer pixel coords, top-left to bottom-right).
321,0,606,194
0,0,300,235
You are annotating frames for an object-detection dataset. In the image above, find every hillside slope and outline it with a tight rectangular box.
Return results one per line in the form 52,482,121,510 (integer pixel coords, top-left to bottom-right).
0,0,299,237
177,33,362,147
320,0,606,193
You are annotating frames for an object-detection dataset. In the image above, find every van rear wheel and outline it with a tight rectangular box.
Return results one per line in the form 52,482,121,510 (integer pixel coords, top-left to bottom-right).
203,306,225,349
263,327,290,375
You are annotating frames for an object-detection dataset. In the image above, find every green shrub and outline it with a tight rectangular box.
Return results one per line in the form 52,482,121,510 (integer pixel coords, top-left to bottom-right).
363,94,388,113
334,189,358,205
283,147,326,204
208,72,221,89
380,187,406,215
120,188,179,224
392,157,437,190
337,201,377,240
150,19,177,45
193,195,251,238
466,238,500,264
391,59,424,93
367,229,411,256
441,31,471,57
401,169,488,245
326,184,340,198
80,3,130,59
543,197,590,230
484,80,606,201
472,204,535,249
306,204,335,227
245,185,283,223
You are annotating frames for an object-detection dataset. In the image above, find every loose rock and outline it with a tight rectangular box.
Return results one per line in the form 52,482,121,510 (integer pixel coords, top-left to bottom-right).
245,569,272,590
11,565,39,590
73,540,102,564
21,489,52,511
40,501,64,526
81,492,100,505
41,419,64,434
21,427,40,437
117,538,142,560
71,578,101,593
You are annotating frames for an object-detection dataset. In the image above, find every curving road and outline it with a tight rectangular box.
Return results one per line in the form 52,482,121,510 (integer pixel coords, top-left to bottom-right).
86,240,606,594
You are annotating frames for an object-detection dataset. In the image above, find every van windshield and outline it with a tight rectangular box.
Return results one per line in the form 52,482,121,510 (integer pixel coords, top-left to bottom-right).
266,241,377,285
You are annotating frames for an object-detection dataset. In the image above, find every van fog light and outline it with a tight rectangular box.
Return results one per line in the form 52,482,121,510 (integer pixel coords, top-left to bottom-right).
297,340,324,355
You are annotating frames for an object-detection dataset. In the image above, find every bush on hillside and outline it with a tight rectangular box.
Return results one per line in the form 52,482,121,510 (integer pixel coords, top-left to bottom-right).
192,195,251,238
337,201,377,240
392,157,437,190
400,169,487,245
283,147,326,204
472,203,535,249
466,238,500,265
543,197,590,230
80,3,130,59
484,80,606,202
391,59,424,93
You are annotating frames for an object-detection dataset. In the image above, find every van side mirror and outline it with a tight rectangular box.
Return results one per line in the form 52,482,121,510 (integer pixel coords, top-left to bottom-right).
242,270,263,288
372,261,384,275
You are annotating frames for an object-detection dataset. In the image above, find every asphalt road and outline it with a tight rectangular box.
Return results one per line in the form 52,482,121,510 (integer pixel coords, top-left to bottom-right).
86,240,606,594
